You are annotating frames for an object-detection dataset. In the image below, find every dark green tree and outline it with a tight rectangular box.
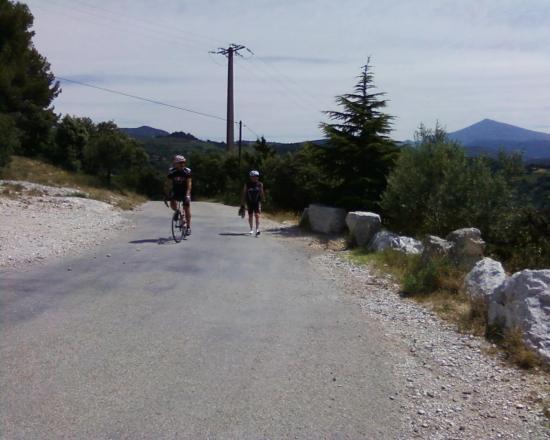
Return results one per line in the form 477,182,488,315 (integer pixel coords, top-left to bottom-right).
253,136,275,160
380,124,519,236
0,113,20,168
83,121,130,185
0,0,60,157
320,58,399,210
53,115,91,170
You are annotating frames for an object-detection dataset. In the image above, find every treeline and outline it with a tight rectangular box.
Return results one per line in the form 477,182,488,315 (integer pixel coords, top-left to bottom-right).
48,116,164,197
0,0,163,197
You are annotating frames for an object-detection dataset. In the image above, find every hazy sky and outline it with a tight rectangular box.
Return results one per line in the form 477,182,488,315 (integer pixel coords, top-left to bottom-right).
24,0,550,142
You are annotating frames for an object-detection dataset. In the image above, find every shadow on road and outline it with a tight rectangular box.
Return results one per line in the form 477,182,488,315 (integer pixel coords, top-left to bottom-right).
129,237,174,245
218,232,250,237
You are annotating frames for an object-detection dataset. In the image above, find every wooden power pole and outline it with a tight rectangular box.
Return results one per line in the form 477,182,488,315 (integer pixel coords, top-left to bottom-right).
210,44,248,152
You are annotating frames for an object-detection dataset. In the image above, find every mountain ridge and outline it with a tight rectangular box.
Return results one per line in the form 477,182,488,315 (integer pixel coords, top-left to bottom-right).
448,119,550,159
121,119,550,160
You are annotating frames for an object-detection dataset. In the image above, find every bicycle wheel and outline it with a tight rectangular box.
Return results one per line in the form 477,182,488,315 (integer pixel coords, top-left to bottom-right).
171,210,184,243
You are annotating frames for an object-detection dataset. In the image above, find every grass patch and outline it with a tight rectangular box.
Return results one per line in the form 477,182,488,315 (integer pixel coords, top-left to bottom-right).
348,248,415,281
1,156,146,210
348,247,548,371
487,326,545,370
263,210,300,224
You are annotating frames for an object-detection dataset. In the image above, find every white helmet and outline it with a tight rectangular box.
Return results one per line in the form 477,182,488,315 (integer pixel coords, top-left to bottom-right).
173,155,186,163
249,170,260,177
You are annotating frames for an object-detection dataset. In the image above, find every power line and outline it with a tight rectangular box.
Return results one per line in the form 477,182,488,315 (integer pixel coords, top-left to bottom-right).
57,76,265,140
32,1,309,141
243,123,261,139
57,76,227,122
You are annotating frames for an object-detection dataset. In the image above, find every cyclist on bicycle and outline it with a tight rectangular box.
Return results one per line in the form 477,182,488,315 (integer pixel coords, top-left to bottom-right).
167,155,192,235
240,170,265,236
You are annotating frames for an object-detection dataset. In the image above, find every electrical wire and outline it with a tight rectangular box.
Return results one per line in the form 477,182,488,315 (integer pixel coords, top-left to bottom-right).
36,0,320,117
57,76,227,122
57,76,265,139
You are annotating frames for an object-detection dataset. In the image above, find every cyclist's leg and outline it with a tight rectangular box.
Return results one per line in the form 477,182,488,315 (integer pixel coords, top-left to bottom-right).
183,200,191,228
255,203,261,233
247,205,254,232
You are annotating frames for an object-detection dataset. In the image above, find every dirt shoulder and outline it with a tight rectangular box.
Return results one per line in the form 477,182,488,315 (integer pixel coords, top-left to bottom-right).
0,180,135,271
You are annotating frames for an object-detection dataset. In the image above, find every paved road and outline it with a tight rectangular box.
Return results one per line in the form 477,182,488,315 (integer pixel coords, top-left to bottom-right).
1,202,403,439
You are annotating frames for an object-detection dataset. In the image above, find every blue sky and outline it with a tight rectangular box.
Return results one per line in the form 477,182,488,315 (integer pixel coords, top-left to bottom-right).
25,0,550,142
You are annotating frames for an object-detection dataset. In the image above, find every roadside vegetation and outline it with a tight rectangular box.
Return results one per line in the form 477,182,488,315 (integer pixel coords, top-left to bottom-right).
1,156,146,210
348,248,548,371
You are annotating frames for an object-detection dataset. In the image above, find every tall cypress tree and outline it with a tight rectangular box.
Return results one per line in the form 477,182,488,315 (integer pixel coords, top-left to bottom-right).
320,58,398,210
0,0,60,158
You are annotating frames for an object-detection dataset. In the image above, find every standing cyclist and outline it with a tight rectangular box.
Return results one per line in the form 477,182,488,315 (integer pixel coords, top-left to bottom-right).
241,170,265,236
167,155,192,235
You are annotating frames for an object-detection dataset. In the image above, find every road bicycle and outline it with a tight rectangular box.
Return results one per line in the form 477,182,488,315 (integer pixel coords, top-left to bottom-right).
165,199,188,243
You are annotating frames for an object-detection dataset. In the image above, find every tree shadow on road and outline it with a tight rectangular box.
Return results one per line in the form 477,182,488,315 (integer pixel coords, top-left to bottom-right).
219,232,251,237
129,237,175,245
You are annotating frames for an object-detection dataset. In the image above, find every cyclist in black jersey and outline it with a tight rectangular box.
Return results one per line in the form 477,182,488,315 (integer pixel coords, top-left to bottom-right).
240,170,265,236
167,155,192,235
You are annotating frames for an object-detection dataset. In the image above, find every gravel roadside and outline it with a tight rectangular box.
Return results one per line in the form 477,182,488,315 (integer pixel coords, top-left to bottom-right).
269,225,550,440
0,180,134,271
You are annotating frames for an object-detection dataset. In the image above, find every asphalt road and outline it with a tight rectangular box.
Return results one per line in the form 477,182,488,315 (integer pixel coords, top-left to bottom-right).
1,202,403,439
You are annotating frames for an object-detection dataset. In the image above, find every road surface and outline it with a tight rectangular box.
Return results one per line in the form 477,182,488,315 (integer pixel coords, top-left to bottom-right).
1,202,403,439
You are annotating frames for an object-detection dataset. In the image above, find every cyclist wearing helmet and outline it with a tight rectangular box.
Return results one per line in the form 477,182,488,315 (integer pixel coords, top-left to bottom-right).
241,170,265,236
167,155,192,235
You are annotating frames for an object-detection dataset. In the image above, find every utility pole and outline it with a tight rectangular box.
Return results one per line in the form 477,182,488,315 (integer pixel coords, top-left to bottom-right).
238,120,243,170
210,44,249,152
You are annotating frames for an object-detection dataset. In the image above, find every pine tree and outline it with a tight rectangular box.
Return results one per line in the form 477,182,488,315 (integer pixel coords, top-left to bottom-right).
320,58,398,210
0,0,60,157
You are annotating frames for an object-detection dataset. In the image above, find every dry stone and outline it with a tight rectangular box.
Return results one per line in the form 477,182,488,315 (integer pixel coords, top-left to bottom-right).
446,228,485,270
488,270,550,362
369,230,424,255
421,235,453,263
307,204,347,234
464,258,507,303
345,211,381,247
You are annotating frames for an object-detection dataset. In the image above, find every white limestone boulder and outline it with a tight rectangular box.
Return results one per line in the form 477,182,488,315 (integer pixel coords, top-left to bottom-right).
421,235,453,263
307,204,347,234
488,270,550,362
446,228,486,270
345,211,381,247
464,257,507,303
369,230,424,255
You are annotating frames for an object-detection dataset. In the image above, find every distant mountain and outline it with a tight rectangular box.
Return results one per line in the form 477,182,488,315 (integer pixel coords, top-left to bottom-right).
120,126,169,139
163,131,198,141
448,119,550,160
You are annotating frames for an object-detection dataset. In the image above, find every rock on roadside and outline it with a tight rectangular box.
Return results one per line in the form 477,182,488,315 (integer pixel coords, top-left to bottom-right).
307,204,347,234
488,269,550,362
464,257,508,303
345,211,381,247
370,230,424,255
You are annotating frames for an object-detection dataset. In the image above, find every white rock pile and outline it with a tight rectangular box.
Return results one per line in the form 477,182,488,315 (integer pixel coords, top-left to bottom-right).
0,181,131,270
